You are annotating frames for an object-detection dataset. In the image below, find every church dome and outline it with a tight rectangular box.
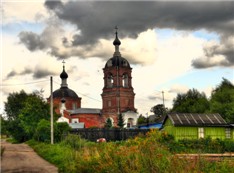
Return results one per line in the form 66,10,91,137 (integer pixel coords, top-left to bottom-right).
52,87,79,99
105,56,130,68
60,67,68,79
105,27,130,68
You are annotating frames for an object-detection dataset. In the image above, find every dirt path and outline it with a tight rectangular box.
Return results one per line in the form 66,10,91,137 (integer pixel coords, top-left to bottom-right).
1,140,58,173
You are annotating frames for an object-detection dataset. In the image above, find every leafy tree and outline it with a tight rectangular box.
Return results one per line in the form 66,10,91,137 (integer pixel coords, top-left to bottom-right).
117,113,125,128
34,119,51,142
4,90,51,142
4,90,28,121
0,115,9,136
137,114,147,125
172,88,209,113
209,78,234,123
150,104,168,117
105,118,113,128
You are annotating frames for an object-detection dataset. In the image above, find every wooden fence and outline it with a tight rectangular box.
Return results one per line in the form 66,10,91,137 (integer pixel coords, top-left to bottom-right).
70,128,150,142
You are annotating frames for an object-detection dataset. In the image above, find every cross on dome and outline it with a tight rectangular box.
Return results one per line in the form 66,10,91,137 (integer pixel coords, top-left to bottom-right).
113,26,121,46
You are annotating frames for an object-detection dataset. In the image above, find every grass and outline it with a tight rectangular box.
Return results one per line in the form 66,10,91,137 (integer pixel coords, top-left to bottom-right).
27,130,234,173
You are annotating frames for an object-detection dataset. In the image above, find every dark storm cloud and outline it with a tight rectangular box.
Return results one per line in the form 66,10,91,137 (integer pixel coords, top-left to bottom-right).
44,1,233,42
19,1,234,67
19,31,46,51
7,70,17,78
192,36,234,68
6,68,57,79
33,68,57,79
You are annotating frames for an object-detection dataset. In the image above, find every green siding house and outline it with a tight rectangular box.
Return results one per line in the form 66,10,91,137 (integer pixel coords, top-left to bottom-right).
162,113,233,140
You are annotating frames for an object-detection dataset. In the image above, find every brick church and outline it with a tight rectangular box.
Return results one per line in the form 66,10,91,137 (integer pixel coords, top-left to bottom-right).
49,28,138,128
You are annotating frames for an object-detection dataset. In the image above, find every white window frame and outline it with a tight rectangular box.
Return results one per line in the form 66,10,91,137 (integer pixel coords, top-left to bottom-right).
225,128,231,139
198,127,204,138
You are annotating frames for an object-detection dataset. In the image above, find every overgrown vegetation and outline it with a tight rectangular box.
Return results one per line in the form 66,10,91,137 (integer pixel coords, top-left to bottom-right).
27,130,234,173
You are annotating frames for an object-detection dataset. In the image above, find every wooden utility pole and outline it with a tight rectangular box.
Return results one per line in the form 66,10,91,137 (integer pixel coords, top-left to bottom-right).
50,76,54,144
162,91,165,108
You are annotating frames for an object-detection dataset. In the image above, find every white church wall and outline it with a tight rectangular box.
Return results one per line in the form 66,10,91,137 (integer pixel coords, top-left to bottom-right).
122,111,139,128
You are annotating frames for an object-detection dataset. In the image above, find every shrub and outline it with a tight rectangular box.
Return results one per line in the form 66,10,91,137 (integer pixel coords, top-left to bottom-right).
34,120,71,143
54,122,71,142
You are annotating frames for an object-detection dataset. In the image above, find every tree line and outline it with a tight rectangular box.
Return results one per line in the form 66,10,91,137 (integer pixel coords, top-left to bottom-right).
1,78,233,142
1,90,70,142
139,78,234,124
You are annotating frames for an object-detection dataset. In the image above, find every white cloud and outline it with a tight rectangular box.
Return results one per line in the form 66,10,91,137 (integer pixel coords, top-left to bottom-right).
132,32,206,114
168,84,189,94
3,1,48,23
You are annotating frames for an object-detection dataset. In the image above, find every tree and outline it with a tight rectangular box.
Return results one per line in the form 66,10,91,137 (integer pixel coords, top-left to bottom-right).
150,104,168,117
172,88,209,113
105,118,113,128
0,115,9,136
117,113,125,128
137,114,147,125
4,90,28,121
4,90,51,142
209,78,234,123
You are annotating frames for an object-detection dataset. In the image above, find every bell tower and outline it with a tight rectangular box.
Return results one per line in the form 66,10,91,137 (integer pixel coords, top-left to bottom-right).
101,27,136,117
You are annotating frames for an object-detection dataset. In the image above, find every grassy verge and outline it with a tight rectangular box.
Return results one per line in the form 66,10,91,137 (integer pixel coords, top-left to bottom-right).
27,131,234,173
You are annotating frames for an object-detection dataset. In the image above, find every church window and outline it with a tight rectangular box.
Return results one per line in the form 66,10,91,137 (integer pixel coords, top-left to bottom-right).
72,103,77,110
122,74,128,87
108,100,111,107
107,74,114,88
106,117,114,124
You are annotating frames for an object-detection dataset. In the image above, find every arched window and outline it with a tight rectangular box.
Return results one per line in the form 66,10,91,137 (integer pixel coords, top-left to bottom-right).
107,74,114,88
105,117,114,128
122,74,128,87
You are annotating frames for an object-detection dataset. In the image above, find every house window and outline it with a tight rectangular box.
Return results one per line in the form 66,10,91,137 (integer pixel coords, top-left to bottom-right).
226,128,231,139
198,128,204,138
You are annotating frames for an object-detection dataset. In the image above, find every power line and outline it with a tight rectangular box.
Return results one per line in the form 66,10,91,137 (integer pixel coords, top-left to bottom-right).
0,80,49,87
53,80,101,102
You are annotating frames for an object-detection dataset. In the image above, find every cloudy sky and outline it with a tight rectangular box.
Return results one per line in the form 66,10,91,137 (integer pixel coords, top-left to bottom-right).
1,0,234,116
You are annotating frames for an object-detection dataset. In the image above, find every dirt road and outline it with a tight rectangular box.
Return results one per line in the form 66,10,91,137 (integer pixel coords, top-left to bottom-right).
1,140,58,173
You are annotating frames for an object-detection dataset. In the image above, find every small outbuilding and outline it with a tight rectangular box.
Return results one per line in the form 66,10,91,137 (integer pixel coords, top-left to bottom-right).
162,113,232,140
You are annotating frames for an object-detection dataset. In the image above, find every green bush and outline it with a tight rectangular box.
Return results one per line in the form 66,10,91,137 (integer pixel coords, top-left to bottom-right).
54,122,71,142
34,120,71,143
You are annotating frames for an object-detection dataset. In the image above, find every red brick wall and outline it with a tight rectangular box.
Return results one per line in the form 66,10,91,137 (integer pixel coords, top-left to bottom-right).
70,113,119,128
